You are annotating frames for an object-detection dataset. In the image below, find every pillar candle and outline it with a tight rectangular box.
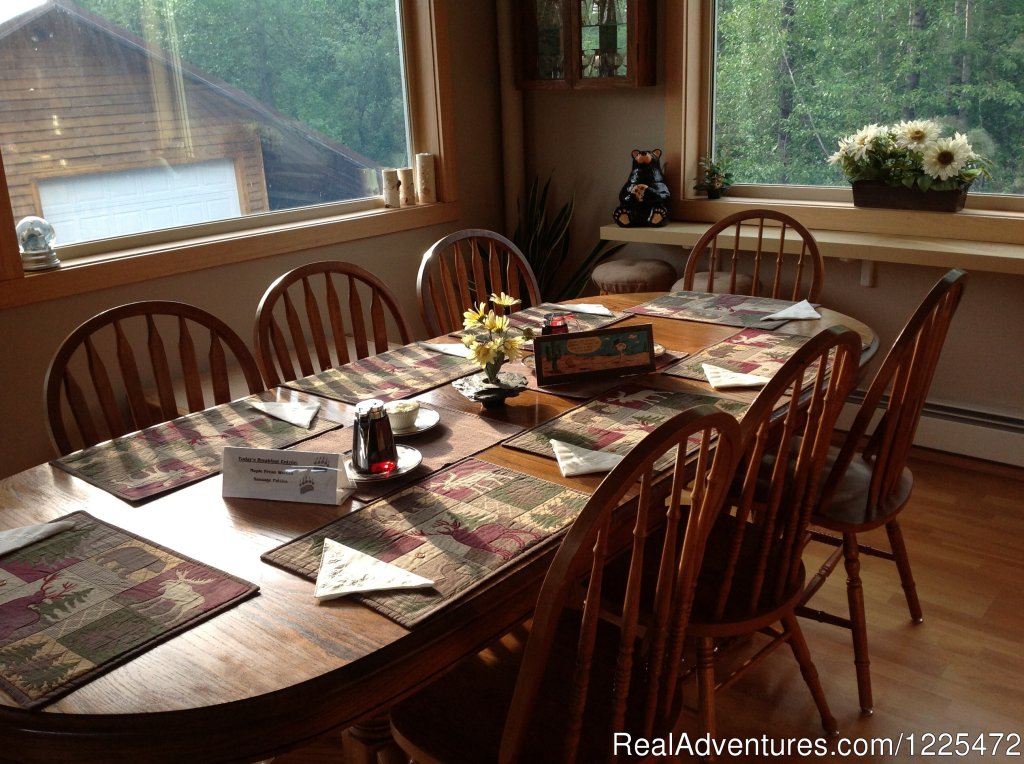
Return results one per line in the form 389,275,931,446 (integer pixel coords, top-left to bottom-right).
382,169,400,208
398,167,416,206
415,152,437,203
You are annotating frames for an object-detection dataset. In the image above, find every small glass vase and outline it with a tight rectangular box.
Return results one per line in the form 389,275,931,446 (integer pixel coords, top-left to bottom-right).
452,369,528,409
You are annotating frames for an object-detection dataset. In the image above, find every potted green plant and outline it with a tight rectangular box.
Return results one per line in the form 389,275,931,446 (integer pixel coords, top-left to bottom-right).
694,155,733,199
828,120,991,211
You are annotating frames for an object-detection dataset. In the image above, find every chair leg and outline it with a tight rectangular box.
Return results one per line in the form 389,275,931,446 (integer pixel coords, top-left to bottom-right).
885,519,924,624
843,533,873,715
783,613,838,736
696,636,718,742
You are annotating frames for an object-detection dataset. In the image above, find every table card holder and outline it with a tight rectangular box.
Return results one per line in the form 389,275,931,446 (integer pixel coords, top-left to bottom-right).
222,446,353,505
532,323,657,387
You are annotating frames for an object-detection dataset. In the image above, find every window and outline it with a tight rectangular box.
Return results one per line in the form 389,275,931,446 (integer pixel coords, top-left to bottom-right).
0,0,455,305
664,1,1024,241
712,0,1024,194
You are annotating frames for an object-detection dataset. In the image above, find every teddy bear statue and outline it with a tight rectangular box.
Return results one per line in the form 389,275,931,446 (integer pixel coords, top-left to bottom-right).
613,148,670,227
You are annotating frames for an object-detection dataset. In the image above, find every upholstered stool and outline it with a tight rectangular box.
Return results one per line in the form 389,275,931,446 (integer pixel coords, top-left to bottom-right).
591,258,677,295
671,272,758,294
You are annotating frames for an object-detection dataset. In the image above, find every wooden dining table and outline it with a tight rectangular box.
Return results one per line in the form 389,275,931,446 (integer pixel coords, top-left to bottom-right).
0,293,876,764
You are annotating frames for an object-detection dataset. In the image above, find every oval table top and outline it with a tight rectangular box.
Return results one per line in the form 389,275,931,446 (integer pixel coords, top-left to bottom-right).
0,292,876,763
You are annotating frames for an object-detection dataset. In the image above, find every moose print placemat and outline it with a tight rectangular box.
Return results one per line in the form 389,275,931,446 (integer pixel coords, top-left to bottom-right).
663,328,813,382
0,511,258,709
54,396,341,503
261,458,588,628
624,291,799,329
285,343,477,404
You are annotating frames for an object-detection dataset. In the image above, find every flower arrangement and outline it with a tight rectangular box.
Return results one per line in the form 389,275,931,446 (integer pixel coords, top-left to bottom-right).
828,120,990,191
461,292,535,383
694,155,733,197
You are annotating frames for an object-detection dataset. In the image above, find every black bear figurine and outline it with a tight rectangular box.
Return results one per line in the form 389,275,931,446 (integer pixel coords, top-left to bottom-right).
613,148,670,227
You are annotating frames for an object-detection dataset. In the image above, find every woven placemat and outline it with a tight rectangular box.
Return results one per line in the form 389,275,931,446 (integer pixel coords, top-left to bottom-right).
0,511,258,709
285,344,476,403
503,383,749,470
663,328,813,382
53,395,341,503
624,291,800,329
261,458,588,628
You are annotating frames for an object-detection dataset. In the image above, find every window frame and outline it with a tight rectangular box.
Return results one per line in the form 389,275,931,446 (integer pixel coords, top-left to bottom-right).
663,1,1024,246
0,0,458,311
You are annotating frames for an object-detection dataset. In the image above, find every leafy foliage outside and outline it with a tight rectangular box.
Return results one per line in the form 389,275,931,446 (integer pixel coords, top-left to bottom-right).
714,0,1024,193
77,0,407,168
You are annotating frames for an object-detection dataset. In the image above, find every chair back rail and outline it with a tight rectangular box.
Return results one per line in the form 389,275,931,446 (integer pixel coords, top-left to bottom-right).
683,209,824,302
818,268,968,514
499,407,743,763
417,229,541,337
710,326,861,621
45,301,263,455
254,261,412,387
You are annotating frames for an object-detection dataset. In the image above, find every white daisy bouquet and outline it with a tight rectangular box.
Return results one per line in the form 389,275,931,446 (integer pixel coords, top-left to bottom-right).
461,292,535,383
829,120,990,191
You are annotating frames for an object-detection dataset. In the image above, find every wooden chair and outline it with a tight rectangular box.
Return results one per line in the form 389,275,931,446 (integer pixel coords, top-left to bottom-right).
798,268,968,715
254,261,413,386
389,406,744,763
44,300,264,455
417,229,541,337
679,209,824,301
688,325,861,741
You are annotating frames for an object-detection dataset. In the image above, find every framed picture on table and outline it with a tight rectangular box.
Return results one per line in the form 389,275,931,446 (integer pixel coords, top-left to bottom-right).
533,323,657,387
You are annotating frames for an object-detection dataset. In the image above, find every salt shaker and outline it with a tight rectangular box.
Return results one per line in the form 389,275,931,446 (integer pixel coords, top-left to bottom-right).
351,399,398,475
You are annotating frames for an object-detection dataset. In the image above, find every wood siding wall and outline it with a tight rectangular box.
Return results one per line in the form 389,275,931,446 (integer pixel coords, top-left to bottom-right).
0,10,269,221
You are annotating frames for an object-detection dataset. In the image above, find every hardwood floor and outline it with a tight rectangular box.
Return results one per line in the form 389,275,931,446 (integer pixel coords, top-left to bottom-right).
274,449,1024,763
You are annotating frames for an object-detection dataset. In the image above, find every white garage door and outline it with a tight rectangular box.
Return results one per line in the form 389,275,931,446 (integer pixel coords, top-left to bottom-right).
39,159,242,245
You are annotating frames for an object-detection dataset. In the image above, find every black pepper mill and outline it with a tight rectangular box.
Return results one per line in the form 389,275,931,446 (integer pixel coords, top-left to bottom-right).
351,399,398,475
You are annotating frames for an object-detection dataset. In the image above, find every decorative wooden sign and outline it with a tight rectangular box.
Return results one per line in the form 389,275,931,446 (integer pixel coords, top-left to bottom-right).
532,323,657,386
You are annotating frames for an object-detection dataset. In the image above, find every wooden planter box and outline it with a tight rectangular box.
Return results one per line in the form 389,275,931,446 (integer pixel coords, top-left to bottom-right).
851,180,969,212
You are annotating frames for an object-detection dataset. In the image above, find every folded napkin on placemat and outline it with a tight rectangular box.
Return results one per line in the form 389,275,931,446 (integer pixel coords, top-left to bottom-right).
418,341,472,358
0,511,258,709
249,399,321,428
314,538,434,601
262,458,589,628
0,520,75,557
545,302,615,317
762,299,821,321
701,363,772,391
550,439,625,477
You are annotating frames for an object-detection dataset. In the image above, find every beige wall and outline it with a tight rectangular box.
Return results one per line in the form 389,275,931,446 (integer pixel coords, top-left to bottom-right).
0,2,506,478
522,86,1023,461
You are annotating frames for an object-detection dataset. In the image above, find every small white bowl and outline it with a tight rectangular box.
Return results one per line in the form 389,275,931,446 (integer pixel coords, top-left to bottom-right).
385,400,420,431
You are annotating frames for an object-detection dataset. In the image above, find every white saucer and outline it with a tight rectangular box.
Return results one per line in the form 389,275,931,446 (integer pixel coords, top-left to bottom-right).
392,406,441,436
344,445,422,482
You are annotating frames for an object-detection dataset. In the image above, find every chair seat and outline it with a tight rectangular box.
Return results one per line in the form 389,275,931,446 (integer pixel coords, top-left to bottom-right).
592,258,677,294
811,447,914,531
673,271,757,294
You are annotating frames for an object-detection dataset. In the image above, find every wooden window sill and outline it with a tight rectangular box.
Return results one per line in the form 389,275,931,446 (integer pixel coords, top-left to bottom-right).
0,202,459,310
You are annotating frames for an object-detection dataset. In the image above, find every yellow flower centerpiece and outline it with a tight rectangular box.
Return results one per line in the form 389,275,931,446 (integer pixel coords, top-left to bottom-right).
454,292,534,407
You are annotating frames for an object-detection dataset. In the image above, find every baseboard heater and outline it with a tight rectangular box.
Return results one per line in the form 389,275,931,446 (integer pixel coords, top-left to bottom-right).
838,391,1024,468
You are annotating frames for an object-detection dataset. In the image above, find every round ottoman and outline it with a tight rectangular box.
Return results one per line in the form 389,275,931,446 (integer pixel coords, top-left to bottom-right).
591,258,677,295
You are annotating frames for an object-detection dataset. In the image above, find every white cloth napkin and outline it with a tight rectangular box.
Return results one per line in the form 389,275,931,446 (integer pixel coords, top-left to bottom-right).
418,341,472,358
0,520,75,557
762,299,821,321
702,363,772,390
314,538,434,602
550,439,624,477
545,302,615,317
249,400,320,429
